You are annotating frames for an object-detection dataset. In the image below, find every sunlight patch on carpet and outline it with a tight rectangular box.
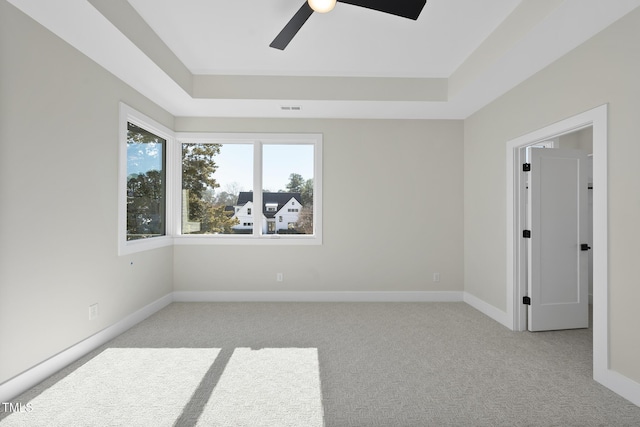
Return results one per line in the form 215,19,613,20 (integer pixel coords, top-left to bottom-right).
196,348,324,427
1,348,219,427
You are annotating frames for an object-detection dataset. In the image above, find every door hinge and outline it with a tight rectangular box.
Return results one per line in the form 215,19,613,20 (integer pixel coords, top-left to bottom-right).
523,163,531,172
581,243,592,251
523,296,531,305
523,230,531,238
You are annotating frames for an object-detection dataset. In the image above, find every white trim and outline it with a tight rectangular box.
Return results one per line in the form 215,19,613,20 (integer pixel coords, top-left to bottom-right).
506,104,607,331
0,293,173,402
505,104,617,395
173,235,321,246
507,108,607,331
253,141,263,238
173,291,464,303
590,108,609,387
595,369,640,407
174,132,322,143
466,290,640,408
118,110,326,249
0,290,460,401
312,139,323,241
174,132,323,245
463,292,511,329
118,103,175,255
4,288,640,408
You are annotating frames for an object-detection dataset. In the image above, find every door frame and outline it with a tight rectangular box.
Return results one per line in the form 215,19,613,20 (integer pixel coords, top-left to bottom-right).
526,146,589,331
506,104,608,371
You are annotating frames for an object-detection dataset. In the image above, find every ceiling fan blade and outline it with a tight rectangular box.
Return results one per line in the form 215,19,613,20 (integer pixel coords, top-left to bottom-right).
337,0,426,20
270,2,314,50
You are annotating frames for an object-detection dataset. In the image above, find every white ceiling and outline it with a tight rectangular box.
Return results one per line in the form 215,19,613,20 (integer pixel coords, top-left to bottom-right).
7,0,640,119
126,0,520,78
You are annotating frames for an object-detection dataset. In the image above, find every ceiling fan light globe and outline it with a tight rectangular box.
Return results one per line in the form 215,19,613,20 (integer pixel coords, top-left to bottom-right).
308,0,336,13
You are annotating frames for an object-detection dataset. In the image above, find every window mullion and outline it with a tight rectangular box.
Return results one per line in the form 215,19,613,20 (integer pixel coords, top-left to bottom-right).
253,141,263,237
165,136,176,237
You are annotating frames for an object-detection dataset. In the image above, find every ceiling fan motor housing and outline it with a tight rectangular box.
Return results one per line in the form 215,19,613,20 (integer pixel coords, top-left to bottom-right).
271,0,427,50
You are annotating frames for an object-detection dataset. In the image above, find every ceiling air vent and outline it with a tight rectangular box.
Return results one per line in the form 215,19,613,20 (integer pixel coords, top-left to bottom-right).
280,105,302,111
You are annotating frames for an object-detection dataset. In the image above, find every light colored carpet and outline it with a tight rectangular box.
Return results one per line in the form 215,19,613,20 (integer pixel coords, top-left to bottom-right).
1,348,218,426
194,348,323,427
0,347,322,427
2,302,640,426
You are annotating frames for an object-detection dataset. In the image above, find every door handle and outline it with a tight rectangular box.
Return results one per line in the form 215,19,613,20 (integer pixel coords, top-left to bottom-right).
581,244,592,251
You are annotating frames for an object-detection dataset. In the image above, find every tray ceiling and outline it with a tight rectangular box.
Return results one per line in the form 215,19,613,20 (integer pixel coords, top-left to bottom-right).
7,0,640,118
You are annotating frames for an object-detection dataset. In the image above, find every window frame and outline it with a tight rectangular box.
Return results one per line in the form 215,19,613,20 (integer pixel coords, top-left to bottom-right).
118,103,175,255
173,133,323,246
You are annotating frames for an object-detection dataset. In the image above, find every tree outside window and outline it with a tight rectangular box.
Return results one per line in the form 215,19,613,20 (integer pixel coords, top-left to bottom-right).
126,123,166,240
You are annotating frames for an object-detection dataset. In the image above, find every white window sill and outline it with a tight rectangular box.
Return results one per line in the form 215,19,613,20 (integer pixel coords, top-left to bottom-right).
172,234,322,246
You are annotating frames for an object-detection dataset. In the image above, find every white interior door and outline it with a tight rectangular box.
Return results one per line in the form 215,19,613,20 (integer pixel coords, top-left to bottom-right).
527,147,589,331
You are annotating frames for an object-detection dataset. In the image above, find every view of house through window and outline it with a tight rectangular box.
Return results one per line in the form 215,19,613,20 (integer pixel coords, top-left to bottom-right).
262,144,314,235
181,142,315,236
126,122,166,240
121,106,320,249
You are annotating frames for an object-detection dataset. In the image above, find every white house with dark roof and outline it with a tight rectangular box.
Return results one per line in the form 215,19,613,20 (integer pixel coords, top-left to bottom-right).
232,192,303,234
6,0,640,414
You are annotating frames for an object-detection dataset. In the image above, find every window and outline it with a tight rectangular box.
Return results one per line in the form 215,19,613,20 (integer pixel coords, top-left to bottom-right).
263,144,315,236
119,108,321,250
175,133,322,245
126,123,166,240
181,143,253,235
119,103,173,255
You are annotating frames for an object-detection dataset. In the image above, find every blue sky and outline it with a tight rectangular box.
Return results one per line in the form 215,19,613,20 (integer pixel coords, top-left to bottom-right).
127,142,314,193
127,142,162,175
216,144,314,193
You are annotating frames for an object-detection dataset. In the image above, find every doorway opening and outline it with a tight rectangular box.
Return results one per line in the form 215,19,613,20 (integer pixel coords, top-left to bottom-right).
521,130,591,331
505,104,608,376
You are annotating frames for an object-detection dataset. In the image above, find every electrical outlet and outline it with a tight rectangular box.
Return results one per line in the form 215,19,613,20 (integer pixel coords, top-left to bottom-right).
277,273,283,282
433,273,440,282
89,303,99,320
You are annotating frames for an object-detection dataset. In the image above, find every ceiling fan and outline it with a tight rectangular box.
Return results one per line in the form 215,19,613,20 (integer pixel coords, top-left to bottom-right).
270,0,427,50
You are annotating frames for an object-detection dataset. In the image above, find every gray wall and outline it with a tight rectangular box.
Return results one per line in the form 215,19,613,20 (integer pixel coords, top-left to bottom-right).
173,118,464,293
464,7,640,382
0,1,174,384
0,1,464,386
558,127,593,154
3,0,639,393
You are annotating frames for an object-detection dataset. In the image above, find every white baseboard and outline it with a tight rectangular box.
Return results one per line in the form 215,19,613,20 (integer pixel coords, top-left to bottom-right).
173,290,464,303
463,292,511,329
595,366,640,407
3,291,639,410
464,292,640,407
0,293,173,402
0,290,461,401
